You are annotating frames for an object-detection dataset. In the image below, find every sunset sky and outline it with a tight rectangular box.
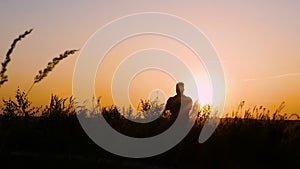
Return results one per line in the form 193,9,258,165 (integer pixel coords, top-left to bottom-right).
0,0,299,115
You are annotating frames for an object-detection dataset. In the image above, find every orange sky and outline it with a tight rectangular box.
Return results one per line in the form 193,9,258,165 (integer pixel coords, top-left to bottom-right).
0,1,299,115
95,34,212,109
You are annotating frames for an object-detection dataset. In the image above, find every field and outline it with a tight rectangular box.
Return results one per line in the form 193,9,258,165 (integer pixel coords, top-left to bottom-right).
0,94,299,169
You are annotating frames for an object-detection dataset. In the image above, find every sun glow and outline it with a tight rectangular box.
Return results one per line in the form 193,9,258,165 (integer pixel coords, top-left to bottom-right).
95,34,213,109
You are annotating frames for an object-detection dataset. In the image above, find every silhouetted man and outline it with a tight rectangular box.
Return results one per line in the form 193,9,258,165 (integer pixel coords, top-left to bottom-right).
164,82,193,125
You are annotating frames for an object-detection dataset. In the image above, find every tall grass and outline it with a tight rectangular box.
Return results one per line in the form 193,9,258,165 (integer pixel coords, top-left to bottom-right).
0,29,78,96
0,29,33,87
26,49,78,96
224,101,291,121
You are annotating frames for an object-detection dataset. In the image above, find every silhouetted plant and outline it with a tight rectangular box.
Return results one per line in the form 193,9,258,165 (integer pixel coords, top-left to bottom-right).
0,29,33,87
1,88,40,118
147,97,165,118
223,101,295,121
193,103,211,125
137,99,151,112
42,95,75,119
136,99,164,120
272,101,286,120
119,105,134,119
26,49,78,95
289,113,300,120
102,105,123,120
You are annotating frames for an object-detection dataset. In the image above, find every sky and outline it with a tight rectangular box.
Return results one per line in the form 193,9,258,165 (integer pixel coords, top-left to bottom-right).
0,0,299,116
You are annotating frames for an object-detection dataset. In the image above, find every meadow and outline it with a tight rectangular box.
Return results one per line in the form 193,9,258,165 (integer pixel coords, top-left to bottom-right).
0,94,299,169
0,30,299,169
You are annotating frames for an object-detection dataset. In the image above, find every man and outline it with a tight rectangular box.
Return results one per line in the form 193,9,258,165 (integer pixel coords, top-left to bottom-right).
164,82,193,124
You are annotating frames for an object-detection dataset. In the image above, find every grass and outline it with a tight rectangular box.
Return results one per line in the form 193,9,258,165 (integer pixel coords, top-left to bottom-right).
0,29,33,87
26,49,78,96
0,29,78,94
0,95,299,169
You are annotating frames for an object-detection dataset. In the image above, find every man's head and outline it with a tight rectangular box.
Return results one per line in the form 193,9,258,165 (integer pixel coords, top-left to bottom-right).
176,82,184,95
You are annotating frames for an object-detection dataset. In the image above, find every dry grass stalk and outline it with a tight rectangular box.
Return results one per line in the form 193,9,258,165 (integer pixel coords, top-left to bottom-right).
0,29,33,87
26,49,78,95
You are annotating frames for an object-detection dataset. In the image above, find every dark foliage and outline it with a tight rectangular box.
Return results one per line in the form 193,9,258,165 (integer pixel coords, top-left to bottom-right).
0,97,299,169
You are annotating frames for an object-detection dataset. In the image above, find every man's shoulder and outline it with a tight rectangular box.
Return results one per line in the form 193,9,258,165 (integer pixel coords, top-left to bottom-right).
167,95,177,101
183,95,192,102
167,95,192,102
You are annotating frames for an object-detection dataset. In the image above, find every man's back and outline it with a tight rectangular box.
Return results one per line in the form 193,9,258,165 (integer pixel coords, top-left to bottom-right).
165,94,192,124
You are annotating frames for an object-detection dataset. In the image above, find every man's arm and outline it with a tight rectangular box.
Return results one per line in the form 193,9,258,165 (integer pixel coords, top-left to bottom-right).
162,98,171,118
186,97,193,112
